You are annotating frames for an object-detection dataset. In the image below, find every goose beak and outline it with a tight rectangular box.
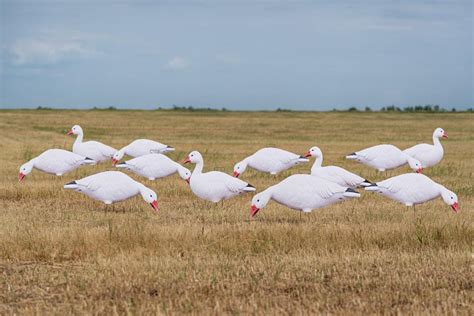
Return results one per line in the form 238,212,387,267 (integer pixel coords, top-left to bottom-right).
250,204,260,218
416,167,423,174
66,130,74,135
183,157,191,164
18,172,25,182
112,158,118,166
303,151,312,158
451,202,459,213
233,171,240,178
150,200,159,211
442,132,448,138
186,177,190,184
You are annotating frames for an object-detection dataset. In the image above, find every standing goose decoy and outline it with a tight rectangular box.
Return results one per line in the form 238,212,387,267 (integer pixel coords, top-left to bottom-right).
116,153,191,182
184,151,256,202
112,139,175,165
64,171,158,211
365,173,459,214
233,147,309,177
345,144,423,173
403,128,448,168
250,174,360,218
303,146,372,188
67,125,116,163
18,149,95,182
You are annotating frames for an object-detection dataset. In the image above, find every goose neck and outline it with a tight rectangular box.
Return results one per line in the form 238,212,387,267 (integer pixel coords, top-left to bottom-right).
432,134,442,149
193,161,204,174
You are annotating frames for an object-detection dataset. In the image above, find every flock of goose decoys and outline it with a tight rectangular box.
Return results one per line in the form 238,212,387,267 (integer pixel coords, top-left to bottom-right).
18,126,459,217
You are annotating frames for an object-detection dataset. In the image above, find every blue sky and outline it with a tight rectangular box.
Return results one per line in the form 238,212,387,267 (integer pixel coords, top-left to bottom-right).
0,0,472,110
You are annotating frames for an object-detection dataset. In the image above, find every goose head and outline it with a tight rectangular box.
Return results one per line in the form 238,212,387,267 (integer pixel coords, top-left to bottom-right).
18,161,34,182
250,191,271,218
112,149,125,166
67,125,83,136
440,188,459,213
177,166,192,184
233,160,248,178
434,127,448,139
406,156,423,173
303,146,322,158
140,187,158,211
183,151,203,164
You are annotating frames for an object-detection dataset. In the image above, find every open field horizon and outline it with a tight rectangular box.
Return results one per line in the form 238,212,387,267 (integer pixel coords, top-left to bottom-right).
0,110,473,314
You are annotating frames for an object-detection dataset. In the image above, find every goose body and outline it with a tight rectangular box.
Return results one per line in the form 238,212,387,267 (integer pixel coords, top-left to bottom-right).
365,173,458,212
67,125,116,162
63,171,158,210
184,151,256,202
346,144,422,172
19,149,95,181
250,174,360,217
116,153,190,182
403,128,447,168
304,146,371,188
112,139,174,165
233,147,308,177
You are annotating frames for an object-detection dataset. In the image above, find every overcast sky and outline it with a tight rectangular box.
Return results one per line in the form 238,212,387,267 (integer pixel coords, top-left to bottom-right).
1,0,472,110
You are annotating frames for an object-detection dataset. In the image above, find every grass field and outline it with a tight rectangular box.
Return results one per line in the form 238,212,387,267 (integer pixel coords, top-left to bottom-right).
0,110,472,314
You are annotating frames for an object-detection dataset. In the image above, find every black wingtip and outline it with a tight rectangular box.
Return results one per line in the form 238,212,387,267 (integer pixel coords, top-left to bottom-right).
299,155,305,159
367,183,378,187
85,157,94,161
116,162,127,166
246,183,255,188
348,152,356,156
167,145,173,148
65,181,77,185
363,179,373,184
345,188,357,193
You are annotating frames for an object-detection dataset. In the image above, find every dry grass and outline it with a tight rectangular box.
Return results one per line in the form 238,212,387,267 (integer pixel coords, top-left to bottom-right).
0,110,473,314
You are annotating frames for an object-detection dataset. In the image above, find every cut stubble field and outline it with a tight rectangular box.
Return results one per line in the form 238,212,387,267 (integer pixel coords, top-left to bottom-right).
0,110,473,314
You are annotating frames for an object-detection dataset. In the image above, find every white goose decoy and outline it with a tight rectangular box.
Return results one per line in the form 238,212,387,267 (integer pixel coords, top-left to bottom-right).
184,151,256,202
67,125,116,163
18,149,95,182
345,144,423,173
250,174,360,217
116,153,191,182
365,173,459,213
64,171,158,211
303,146,372,188
403,128,448,168
112,139,175,165
233,147,309,177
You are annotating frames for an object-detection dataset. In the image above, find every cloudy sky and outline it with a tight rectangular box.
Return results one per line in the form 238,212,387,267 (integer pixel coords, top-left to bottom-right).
0,0,472,110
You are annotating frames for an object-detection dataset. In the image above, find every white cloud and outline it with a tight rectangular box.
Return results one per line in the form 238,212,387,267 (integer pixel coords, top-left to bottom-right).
9,37,97,66
164,56,190,70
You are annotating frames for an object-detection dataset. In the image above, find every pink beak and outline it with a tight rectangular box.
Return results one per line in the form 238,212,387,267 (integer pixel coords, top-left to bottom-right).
67,130,74,135
18,172,25,182
303,151,312,158
233,171,239,178
112,158,118,166
442,132,448,138
416,167,423,174
150,200,158,211
451,202,459,213
186,177,190,184
183,157,191,164
250,204,260,218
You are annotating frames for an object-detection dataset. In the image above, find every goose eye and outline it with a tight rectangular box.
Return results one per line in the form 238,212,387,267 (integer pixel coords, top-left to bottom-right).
257,199,260,202
451,197,453,199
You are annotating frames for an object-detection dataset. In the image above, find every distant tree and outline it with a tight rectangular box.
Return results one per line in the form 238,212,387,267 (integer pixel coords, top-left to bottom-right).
381,107,386,112
348,107,358,112
364,106,372,112
434,105,440,112
451,108,456,112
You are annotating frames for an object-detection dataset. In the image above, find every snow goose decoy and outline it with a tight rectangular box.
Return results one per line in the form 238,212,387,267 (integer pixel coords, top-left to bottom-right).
19,149,95,182
345,144,423,173
184,151,256,202
64,171,158,211
112,139,174,165
365,173,459,213
403,127,448,168
67,125,116,163
116,153,191,182
303,146,372,188
250,174,360,217
233,147,309,177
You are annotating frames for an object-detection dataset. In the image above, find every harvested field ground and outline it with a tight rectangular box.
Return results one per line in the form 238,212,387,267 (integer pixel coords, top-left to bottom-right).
0,110,473,314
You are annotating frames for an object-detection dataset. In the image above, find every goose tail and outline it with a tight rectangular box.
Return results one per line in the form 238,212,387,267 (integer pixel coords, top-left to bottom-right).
345,152,358,160
360,179,373,187
242,183,256,192
64,180,79,190
364,183,379,192
343,187,361,198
